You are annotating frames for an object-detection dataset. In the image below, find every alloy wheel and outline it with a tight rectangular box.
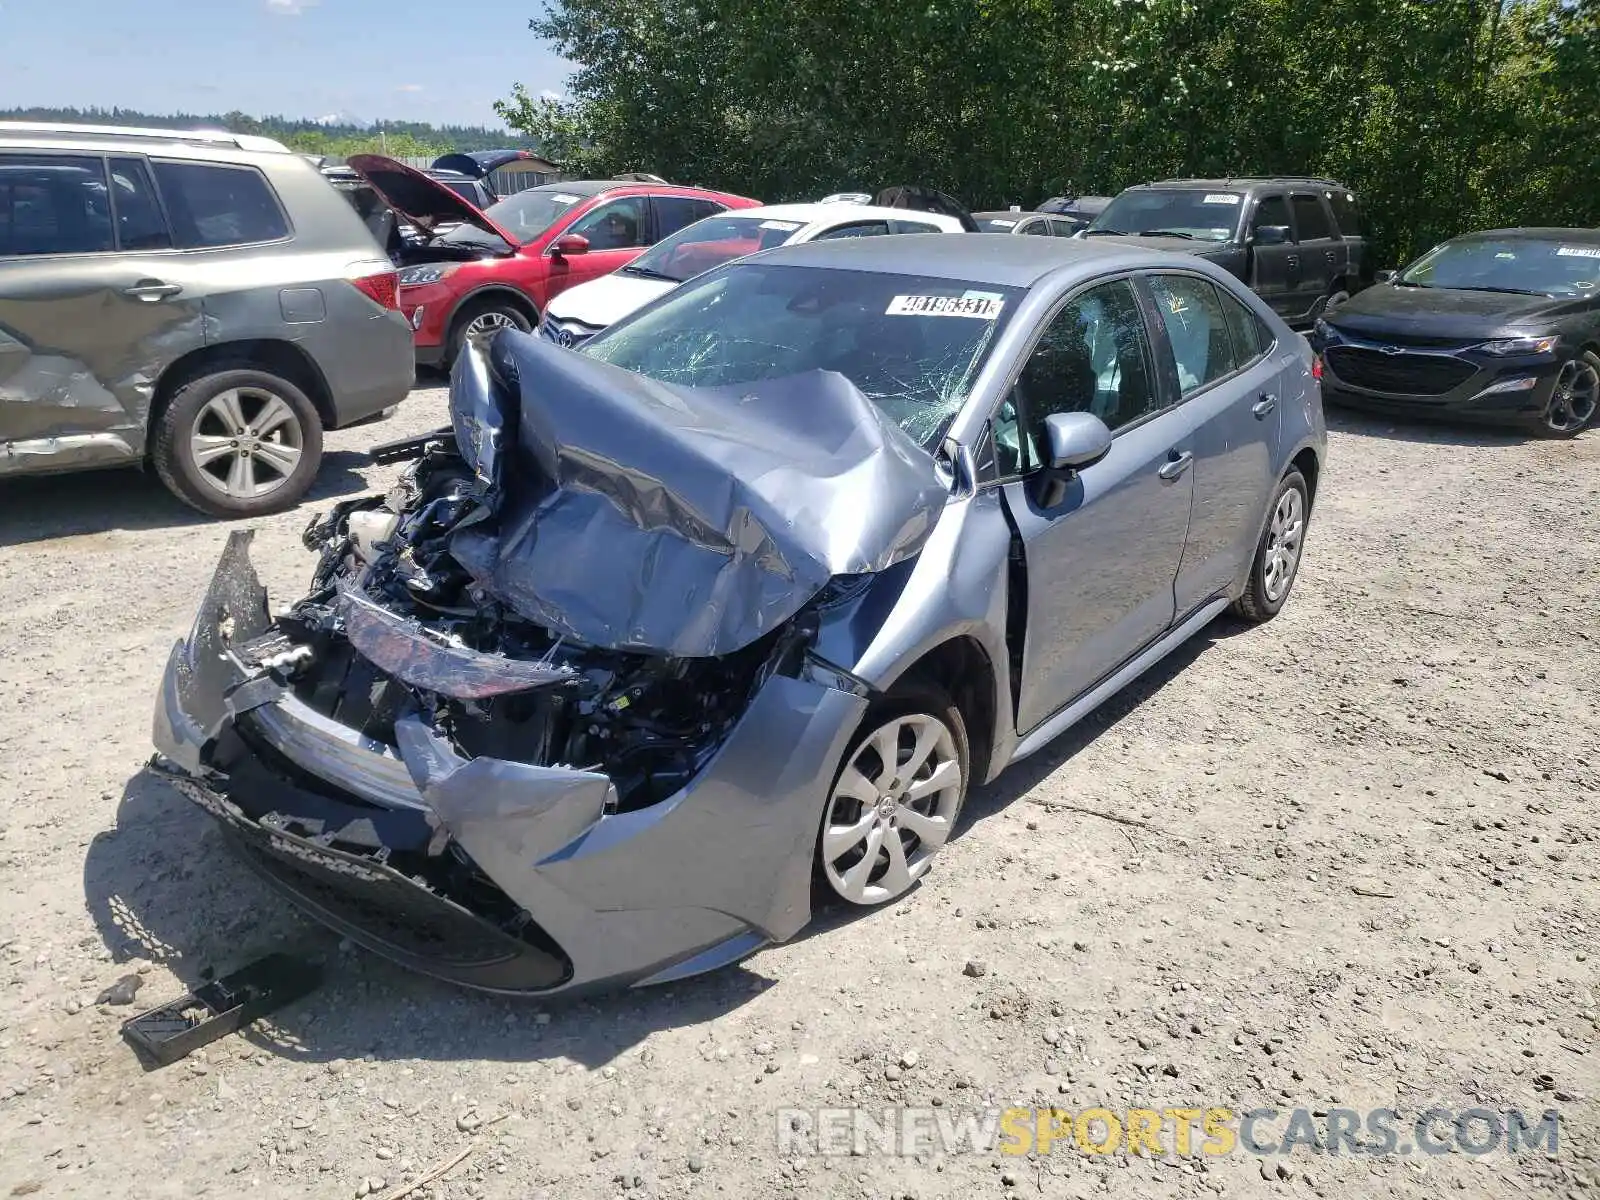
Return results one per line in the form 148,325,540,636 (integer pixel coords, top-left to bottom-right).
1261,485,1305,604
189,387,305,500
821,713,964,906
1546,358,1599,435
464,310,519,338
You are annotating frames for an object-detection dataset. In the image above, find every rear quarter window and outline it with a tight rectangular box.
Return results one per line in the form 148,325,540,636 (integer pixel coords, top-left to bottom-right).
152,161,290,249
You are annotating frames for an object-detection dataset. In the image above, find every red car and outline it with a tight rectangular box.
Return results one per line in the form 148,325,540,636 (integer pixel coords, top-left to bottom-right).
347,155,759,368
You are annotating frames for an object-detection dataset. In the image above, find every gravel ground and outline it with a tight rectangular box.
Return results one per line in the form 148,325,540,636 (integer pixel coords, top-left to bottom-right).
0,382,1595,1200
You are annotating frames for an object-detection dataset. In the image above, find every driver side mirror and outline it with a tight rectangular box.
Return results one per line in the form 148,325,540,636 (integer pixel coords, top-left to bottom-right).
552,233,590,257
1252,224,1292,246
1375,269,1396,284
1036,411,1112,507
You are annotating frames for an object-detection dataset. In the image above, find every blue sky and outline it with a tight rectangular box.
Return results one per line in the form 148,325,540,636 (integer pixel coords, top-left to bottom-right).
0,0,572,128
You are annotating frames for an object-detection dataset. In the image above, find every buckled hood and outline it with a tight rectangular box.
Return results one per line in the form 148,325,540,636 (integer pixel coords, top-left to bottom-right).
445,332,949,658
430,149,541,182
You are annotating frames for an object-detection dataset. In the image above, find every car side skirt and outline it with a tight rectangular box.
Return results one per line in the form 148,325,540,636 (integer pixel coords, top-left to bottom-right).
1009,596,1230,764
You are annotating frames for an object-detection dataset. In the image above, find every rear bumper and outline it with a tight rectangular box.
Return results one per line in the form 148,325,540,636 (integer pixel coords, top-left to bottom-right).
152,531,865,997
316,310,417,428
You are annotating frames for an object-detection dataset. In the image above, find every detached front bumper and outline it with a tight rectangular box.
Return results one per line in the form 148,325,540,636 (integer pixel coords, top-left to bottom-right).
153,531,867,996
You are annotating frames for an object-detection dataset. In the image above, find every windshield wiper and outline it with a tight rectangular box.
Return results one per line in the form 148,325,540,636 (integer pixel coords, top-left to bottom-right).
1393,278,1430,288
1082,228,1126,237
1449,284,1551,297
1138,229,1199,240
621,264,682,282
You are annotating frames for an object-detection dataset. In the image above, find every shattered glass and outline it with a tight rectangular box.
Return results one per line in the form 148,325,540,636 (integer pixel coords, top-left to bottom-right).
581,262,1022,450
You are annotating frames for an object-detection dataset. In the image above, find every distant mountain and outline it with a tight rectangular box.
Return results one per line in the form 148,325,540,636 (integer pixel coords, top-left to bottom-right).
0,106,538,155
313,111,374,130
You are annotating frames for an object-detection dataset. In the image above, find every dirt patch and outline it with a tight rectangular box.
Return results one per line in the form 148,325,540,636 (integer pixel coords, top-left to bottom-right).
0,392,1594,1198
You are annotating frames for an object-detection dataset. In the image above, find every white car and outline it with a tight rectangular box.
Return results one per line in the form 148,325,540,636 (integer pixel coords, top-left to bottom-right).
537,202,967,347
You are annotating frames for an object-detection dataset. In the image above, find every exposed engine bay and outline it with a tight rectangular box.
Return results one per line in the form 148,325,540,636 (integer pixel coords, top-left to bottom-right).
277,437,792,814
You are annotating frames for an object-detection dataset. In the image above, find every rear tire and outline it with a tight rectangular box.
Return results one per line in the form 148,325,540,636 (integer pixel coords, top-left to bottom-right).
1314,286,1350,320
447,298,532,367
151,368,323,519
1233,468,1309,623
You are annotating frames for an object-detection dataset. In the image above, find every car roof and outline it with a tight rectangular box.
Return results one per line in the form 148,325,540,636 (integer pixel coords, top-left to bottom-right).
0,121,291,158
1135,177,1350,193
527,179,739,200
971,211,1050,221
751,231,1180,287
719,202,962,228
1451,226,1600,244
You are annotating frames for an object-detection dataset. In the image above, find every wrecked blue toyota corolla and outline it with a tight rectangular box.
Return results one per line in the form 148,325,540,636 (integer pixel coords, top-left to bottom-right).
152,235,1325,995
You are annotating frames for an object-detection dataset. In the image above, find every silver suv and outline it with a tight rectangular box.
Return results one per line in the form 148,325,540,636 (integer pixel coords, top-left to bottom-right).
0,123,414,518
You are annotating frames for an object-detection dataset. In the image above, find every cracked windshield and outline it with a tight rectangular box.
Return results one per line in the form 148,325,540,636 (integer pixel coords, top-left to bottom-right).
582,263,1022,444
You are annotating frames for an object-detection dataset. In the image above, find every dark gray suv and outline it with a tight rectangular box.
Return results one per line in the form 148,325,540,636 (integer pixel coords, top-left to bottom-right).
1084,177,1371,329
0,122,415,518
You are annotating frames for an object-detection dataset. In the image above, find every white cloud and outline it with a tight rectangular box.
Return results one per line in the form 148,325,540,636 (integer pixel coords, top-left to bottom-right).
266,0,318,15
397,83,424,93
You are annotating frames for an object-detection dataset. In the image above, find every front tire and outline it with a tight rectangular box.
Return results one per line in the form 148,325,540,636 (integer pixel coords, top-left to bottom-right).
447,298,532,367
1233,468,1309,623
815,685,970,907
151,369,323,519
1532,351,1599,439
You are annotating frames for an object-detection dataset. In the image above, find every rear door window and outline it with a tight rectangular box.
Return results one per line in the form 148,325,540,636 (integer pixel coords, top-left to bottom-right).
652,195,724,240
1021,218,1054,236
108,157,172,250
1146,274,1237,394
152,162,289,248
888,219,942,234
1291,194,1335,241
0,153,113,256
1327,191,1362,237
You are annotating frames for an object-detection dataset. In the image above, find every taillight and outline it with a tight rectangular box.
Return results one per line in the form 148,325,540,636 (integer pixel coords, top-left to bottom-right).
347,262,400,311
1311,356,1323,381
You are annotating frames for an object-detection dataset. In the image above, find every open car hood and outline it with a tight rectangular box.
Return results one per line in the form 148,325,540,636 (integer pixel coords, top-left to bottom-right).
872,185,981,233
430,149,541,181
346,154,518,243
444,332,949,658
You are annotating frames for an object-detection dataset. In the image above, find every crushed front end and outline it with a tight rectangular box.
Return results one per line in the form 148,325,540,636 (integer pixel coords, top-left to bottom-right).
149,334,946,996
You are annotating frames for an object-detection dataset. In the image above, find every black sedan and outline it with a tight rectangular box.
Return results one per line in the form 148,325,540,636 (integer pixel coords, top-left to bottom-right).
1312,227,1600,437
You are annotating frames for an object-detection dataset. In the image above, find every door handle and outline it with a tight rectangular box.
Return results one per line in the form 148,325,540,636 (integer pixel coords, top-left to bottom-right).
1158,450,1194,482
123,280,182,301
1324,249,1337,264
1252,394,1277,418
1286,254,1300,267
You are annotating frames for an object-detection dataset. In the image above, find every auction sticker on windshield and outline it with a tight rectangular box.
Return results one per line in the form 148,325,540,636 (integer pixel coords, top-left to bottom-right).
1556,246,1600,259
551,193,580,204
887,294,1005,319
1203,194,1242,205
